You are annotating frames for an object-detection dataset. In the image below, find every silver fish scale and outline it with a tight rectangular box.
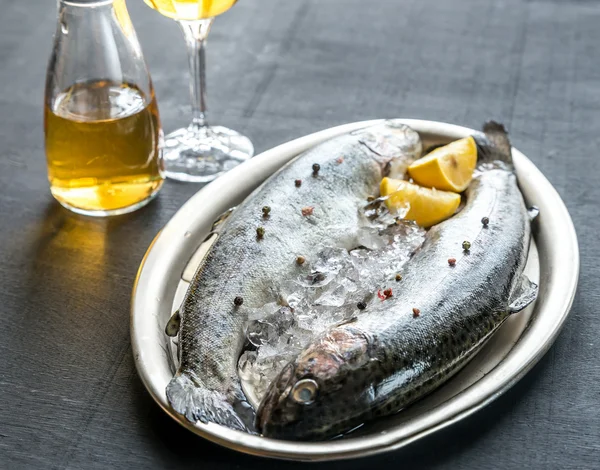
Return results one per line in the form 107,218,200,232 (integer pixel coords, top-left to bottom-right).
168,122,422,431
362,170,530,401
257,164,536,440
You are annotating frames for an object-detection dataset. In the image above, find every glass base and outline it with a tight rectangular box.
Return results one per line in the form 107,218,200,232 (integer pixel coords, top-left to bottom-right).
52,182,162,217
163,125,254,183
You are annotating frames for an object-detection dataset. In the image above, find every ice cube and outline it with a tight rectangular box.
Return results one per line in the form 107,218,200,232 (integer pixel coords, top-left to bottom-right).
356,226,388,250
238,350,258,381
246,320,277,347
247,301,279,321
313,247,351,274
315,282,347,307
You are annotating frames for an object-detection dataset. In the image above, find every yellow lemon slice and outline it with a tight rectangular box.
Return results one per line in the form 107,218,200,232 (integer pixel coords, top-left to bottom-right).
380,177,461,228
407,136,477,192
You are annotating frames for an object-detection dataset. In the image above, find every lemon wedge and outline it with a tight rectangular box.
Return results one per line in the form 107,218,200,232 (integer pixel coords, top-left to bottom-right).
407,136,477,192
380,177,461,228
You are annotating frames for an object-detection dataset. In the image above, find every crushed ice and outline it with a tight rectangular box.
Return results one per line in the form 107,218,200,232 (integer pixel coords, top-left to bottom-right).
237,200,426,402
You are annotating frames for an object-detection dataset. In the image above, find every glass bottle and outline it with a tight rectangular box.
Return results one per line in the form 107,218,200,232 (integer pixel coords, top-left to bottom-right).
44,0,164,217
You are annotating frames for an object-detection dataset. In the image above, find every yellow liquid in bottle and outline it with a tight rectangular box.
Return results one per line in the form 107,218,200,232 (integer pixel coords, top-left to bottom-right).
144,0,237,20
44,80,164,214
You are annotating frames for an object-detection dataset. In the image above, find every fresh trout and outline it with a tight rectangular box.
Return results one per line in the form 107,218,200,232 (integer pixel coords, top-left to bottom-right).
256,122,538,439
166,121,423,431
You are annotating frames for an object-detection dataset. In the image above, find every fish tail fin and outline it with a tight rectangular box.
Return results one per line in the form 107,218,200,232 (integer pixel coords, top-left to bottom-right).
166,374,249,432
474,121,513,165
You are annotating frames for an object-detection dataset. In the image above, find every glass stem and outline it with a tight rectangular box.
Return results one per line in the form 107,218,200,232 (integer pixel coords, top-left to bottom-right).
178,19,214,131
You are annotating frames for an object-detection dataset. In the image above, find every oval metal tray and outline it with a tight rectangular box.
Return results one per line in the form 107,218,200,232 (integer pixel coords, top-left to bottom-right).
131,119,579,461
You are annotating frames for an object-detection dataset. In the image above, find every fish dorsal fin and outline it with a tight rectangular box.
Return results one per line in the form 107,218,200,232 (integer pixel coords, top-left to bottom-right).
509,275,538,314
165,310,181,337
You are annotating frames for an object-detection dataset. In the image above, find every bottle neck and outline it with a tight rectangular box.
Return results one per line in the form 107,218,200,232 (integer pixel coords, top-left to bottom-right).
50,0,151,99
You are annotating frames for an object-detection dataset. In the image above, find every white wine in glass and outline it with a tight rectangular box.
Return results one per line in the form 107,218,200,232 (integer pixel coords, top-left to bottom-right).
145,0,237,20
145,0,254,182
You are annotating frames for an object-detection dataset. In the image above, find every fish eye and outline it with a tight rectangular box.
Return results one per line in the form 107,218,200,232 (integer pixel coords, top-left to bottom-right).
291,379,318,405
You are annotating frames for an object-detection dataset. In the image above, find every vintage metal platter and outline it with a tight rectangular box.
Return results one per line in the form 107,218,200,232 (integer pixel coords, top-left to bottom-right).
131,119,579,461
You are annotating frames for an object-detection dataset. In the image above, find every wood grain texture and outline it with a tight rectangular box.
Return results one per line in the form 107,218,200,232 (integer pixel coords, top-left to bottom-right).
0,0,598,468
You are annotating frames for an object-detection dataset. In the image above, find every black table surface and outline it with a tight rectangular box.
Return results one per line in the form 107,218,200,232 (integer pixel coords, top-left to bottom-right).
2,0,598,468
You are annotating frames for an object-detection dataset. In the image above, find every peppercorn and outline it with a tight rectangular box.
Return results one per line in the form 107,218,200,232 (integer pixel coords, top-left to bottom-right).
312,163,320,176
462,240,471,251
448,258,456,266
234,296,244,306
357,301,367,310
481,216,489,227
256,227,265,239
295,179,302,187
262,206,271,218
412,307,420,318
296,255,306,265
301,206,314,217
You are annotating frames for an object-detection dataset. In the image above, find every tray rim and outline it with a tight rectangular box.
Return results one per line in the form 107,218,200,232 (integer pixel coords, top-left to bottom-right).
131,119,579,461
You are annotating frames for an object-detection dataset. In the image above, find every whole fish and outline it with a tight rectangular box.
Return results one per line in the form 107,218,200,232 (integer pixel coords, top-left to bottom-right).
166,121,423,431
256,122,538,440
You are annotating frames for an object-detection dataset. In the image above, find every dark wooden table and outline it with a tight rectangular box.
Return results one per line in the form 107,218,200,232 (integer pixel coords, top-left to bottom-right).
2,0,598,468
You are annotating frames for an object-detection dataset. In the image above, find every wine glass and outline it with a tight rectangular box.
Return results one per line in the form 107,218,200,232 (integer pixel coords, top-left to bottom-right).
144,0,253,182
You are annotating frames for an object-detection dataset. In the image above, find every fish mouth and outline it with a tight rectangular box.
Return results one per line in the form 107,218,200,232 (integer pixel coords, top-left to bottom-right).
255,362,295,434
